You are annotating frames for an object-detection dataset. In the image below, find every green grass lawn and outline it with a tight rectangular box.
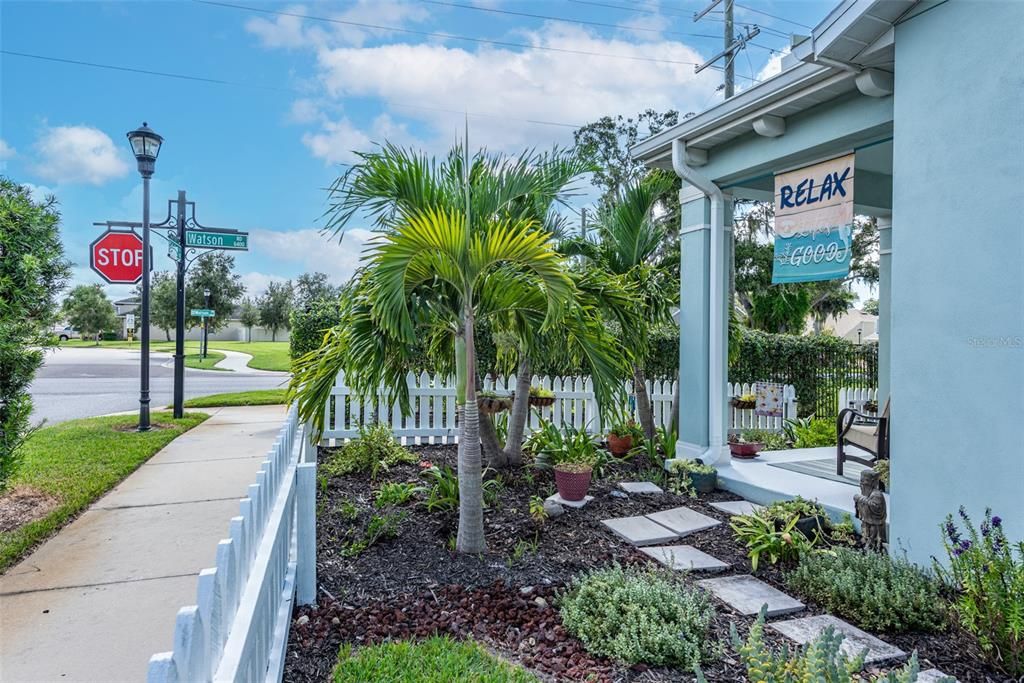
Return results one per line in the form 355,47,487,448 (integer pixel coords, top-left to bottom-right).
332,637,538,682
61,339,289,372
183,389,288,408
0,411,208,572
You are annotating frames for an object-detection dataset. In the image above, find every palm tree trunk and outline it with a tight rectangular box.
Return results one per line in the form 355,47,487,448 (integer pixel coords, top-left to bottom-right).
479,414,507,468
633,363,656,441
501,355,532,468
456,313,486,554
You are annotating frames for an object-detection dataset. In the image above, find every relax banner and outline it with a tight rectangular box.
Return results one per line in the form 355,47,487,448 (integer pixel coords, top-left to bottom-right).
771,153,855,284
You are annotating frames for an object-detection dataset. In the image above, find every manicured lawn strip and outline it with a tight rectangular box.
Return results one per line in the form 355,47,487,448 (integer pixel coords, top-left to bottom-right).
183,389,288,408
332,637,538,682
59,339,290,372
0,411,208,572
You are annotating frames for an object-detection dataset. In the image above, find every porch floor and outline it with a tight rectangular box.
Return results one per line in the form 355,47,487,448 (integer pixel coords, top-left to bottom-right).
715,446,886,521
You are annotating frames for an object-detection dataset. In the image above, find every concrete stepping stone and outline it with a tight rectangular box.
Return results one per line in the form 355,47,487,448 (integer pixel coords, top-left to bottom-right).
697,574,804,617
546,493,593,509
641,545,728,572
644,506,721,536
919,669,956,682
769,615,906,665
601,515,679,546
619,481,664,494
710,500,763,517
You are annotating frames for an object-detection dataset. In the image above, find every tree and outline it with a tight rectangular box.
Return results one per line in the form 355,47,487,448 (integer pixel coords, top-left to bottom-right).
293,272,339,310
561,172,678,441
0,178,71,490
63,285,117,344
186,252,244,332
862,298,879,315
291,143,624,554
238,297,260,342
258,280,293,342
134,271,176,341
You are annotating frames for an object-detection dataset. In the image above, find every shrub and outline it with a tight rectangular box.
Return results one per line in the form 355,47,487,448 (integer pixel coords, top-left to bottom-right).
374,482,418,507
739,428,788,451
321,423,416,479
788,417,837,448
666,458,716,498
559,565,717,667
696,609,937,683
938,508,1024,676
786,548,947,633
289,298,345,359
417,464,501,513
731,512,815,570
332,636,538,682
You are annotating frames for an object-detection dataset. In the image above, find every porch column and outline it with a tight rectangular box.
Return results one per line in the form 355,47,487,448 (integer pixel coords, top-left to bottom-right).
676,185,731,463
876,216,892,404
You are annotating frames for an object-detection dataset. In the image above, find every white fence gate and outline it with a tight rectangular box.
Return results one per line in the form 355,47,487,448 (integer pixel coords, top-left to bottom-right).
147,405,318,683
321,373,798,444
726,382,799,432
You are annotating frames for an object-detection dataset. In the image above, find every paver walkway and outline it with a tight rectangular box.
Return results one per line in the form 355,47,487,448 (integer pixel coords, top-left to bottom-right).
0,404,288,683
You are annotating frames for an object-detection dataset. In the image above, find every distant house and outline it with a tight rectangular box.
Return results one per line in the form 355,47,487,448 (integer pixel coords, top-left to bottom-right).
807,308,878,344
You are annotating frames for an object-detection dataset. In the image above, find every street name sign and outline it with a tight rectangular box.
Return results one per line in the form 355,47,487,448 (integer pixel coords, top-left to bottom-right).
185,230,249,251
191,309,215,318
90,230,150,284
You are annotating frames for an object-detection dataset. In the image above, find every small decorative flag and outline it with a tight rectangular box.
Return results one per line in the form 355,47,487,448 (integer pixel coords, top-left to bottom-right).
755,382,784,417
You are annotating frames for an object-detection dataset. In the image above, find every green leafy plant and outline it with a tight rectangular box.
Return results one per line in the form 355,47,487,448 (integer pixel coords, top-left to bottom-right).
343,510,408,557
786,548,947,633
531,423,599,472
337,500,359,521
873,459,890,488
508,536,540,565
528,385,554,399
606,409,643,440
560,564,717,667
656,423,678,458
764,496,827,523
739,428,788,451
783,416,837,448
528,495,547,523
695,608,936,683
321,423,416,479
418,464,501,513
374,482,418,507
666,458,716,498
938,508,1024,675
332,636,539,682
523,418,562,457
731,512,814,570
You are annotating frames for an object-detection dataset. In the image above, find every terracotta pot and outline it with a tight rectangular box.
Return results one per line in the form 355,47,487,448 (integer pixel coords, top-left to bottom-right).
529,396,555,407
553,464,592,501
606,433,634,456
689,471,717,494
729,442,764,459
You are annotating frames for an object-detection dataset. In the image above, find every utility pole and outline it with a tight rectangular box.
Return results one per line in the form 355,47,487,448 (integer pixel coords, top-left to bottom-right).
694,0,758,100
172,191,187,419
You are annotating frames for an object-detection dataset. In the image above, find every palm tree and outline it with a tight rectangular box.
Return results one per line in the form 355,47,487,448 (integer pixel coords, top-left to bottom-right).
562,172,677,440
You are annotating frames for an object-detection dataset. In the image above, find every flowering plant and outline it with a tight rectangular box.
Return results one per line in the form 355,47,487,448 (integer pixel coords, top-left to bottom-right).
938,508,1024,676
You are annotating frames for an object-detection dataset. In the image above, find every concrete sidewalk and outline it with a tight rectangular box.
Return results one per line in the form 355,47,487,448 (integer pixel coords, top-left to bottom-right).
211,349,286,375
0,405,288,683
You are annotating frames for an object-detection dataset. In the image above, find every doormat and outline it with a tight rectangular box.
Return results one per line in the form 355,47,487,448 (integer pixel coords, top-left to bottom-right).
767,457,870,487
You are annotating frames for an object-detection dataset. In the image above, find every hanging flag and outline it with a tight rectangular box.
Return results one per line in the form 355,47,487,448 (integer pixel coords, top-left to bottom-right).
772,153,855,284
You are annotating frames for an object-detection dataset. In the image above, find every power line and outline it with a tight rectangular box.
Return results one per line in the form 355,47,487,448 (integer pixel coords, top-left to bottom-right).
734,3,813,30
2,49,587,129
420,0,724,41
196,0,707,68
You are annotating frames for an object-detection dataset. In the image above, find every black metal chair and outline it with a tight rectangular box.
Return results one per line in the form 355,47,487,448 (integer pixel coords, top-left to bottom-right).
837,397,889,475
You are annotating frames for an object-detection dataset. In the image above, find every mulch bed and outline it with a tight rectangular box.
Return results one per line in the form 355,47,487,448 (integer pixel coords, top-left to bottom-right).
284,444,1007,682
0,487,59,533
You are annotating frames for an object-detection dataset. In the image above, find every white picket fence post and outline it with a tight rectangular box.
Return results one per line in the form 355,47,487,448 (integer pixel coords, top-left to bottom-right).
838,386,878,413
725,382,799,432
147,404,317,683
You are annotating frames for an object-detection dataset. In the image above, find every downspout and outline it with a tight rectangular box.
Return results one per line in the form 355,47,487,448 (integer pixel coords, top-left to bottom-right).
671,139,727,464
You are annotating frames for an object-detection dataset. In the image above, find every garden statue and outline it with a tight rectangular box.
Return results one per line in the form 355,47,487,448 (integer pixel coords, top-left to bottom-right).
854,469,887,552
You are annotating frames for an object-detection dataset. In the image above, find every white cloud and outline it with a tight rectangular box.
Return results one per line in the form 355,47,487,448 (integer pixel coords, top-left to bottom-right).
22,183,56,203
0,139,15,160
240,271,291,298
302,113,413,164
248,226,374,285
756,48,790,82
245,1,429,50
32,125,130,185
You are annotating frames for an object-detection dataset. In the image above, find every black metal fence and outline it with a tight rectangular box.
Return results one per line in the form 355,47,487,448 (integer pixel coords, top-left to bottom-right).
730,331,878,418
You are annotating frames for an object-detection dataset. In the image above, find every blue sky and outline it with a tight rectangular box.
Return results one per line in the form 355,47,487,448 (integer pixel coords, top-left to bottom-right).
1,0,832,302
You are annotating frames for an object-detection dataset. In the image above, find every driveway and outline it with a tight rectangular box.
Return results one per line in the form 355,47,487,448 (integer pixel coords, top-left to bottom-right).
29,346,288,425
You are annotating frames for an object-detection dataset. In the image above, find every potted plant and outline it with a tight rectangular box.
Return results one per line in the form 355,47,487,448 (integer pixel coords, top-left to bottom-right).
764,497,829,540
863,399,879,414
667,458,717,497
528,385,555,407
606,418,642,456
728,433,765,459
542,426,598,501
731,392,757,410
477,390,511,415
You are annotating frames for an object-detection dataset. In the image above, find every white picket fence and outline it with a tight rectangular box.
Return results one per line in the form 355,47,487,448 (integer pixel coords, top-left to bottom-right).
726,382,799,432
839,386,879,413
147,405,318,683
320,373,798,444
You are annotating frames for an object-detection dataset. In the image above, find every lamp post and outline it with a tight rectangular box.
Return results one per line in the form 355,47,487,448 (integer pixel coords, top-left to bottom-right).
203,287,211,359
126,122,163,432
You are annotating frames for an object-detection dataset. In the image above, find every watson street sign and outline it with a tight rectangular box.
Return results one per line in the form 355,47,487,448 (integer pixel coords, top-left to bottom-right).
185,229,248,251
772,154,855,284
90,230,151,284
190,309,215,318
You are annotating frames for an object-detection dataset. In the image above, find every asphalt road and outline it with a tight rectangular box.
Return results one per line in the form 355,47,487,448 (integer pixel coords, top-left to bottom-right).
29,346,289,425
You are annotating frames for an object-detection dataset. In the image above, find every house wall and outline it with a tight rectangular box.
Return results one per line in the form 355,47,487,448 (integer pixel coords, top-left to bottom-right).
890,0,1024,565
144,321,290,343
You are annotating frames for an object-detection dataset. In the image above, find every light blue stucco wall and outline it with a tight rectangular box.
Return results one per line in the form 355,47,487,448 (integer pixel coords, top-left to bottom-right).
890,0,1024,565
679,195,711,451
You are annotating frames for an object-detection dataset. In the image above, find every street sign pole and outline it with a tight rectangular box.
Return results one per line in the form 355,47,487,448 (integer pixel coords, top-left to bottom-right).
139,173,152,432
173,191,187,419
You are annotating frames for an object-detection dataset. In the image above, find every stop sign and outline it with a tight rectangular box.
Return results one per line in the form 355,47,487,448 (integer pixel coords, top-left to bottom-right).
90,230,149,284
